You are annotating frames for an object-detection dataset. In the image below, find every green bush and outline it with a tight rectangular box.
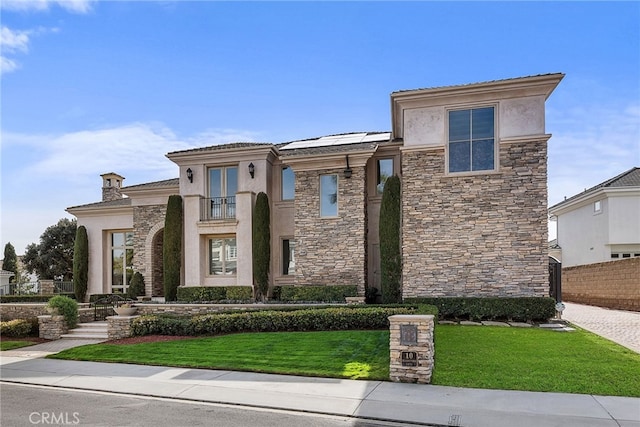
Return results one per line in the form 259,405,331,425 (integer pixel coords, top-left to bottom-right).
176,286,253,303
73,225,89,302
379,175,402,304
47,295,79,328
272,285,358,302
0,294,73,303
252,192,271,301
0,319,34,337
404,297,556,322
164,195,183,301
127,272,145,299
131,305,435,337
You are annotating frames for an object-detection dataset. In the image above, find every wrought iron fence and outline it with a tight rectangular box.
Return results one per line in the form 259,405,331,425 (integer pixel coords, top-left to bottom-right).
0,281,39,295
54,281,74,294
200,196,236,220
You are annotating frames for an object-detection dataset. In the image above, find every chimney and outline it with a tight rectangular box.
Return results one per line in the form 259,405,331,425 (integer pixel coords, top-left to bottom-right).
101,173,125,202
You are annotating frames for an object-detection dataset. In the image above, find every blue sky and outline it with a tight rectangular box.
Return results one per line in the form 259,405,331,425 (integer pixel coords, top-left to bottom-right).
1,1,639,254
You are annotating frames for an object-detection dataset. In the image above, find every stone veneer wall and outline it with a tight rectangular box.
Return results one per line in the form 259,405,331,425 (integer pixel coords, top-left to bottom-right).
133,205,167,296
1,304,93,322
562,257,639,311
401,140,548,298
294,167,367,295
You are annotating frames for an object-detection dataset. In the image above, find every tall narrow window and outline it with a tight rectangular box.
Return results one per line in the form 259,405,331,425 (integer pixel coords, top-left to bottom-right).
208,167,237,219
320,174,338,217
282,239,295,275
111,231,134,293
448,106,495,173
377,158,393,194
209,237,237,275
282,166,295,200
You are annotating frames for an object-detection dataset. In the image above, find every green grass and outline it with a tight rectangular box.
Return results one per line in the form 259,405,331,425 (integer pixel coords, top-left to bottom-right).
49,326,640,396
1,340,37,351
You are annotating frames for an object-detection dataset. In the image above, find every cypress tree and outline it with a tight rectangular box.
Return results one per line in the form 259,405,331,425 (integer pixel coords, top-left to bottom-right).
379,175,402,303
163,195,183,301
2,242,18,283
72,226,89,302
252,192,271,301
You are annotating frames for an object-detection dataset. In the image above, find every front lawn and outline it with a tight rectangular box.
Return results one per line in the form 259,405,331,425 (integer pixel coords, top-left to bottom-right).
1,340,38,351
49,325,640,397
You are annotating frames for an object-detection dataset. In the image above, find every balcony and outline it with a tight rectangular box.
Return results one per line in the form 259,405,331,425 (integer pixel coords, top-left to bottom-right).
200,196,236,221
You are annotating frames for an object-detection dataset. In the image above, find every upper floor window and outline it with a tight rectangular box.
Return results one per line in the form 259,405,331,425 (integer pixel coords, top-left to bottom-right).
594,200,602,213
207,167,237,220
320,174,338,217
448,106,495,173
377,158,393,194
282,166,295,200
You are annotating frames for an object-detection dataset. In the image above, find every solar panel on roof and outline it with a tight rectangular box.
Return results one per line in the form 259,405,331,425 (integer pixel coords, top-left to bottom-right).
280,132,390,150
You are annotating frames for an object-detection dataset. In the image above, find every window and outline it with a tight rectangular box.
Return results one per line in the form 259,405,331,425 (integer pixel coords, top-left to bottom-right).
282,239,295,275
320,174,338,217
377,158,393,194
111,231,134,293
208,167,237,219
448,106,495,173
594,200,602,213
209,237,237,275
282,166,295,200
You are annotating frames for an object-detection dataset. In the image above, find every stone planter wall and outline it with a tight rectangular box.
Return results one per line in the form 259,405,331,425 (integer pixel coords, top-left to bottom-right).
38,315,68,340
388,314,435,384
107,315,139,340
1,303,92,322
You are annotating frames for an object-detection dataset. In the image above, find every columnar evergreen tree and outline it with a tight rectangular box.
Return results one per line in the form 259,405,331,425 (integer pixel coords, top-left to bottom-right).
163,195,183,301
379,175,402,304
73,226,89,302
252,192,271,302
3,242,18,283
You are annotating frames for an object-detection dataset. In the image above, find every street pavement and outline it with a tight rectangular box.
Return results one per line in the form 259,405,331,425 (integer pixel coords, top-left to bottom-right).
1,303,639,427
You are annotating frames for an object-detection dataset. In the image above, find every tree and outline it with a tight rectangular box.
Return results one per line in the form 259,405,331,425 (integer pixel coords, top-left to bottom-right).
252,192,271,301
2,242,18,283
163,195,183,301
23,218,77,280
379,175,402,304
73,226,89,302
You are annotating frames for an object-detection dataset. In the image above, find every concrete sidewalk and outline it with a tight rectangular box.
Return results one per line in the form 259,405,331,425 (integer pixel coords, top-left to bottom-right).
1,354,639,427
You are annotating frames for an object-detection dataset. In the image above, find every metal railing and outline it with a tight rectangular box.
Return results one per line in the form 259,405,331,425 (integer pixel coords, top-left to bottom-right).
0,282,39,295
54,281,74,294
200,196,236,220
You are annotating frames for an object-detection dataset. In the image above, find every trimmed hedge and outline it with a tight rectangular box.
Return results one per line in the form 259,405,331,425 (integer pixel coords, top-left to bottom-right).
0,294,75,303
176,286,254,303
404,297,556,322
131,305,438,337
272,285,358,302
0,319,34,337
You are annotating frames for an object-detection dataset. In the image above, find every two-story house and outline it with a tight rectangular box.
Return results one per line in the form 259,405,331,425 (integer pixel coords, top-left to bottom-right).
67,73,564,300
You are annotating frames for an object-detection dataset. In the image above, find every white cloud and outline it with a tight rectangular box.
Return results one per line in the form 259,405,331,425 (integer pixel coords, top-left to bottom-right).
0,26,58,75
1,123,260,253
1,0,95,14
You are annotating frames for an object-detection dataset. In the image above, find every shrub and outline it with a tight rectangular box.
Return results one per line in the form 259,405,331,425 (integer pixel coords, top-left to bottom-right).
73,225,89,302
252,192,271,302
176,286,253,303
0,319,33,337
127,272,145,299
164,195,183,301
47,295,79,328
131,305,436,337
272,285,358,302
379,175,402,304
404,297,556,322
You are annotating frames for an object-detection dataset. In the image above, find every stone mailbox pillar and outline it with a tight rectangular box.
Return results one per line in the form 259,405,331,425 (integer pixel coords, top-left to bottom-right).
388,314,435,384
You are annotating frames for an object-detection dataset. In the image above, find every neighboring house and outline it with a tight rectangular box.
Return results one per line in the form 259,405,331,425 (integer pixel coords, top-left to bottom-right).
0,269,15,295
548,167,640,268
67,73,563,300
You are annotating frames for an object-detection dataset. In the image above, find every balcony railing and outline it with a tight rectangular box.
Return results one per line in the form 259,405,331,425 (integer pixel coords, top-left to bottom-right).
200,196,236,221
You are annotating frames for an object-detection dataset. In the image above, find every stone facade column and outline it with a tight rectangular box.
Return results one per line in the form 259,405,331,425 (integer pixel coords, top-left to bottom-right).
38,315,68,340
39,280,55,295
107,315,139,340
388,314,435,384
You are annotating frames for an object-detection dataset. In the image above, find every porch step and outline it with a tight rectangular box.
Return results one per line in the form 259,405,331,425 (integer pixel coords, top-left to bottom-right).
61,321,108,340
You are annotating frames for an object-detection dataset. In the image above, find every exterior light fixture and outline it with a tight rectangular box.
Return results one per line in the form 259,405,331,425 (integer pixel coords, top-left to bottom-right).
344,155,352,179
248,162,255,179
186,168,193,183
